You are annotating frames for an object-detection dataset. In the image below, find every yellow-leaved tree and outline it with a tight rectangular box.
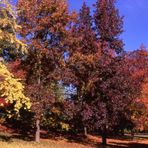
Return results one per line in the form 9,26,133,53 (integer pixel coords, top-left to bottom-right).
0,0,27,60
0,0,30,115
0,62,30,113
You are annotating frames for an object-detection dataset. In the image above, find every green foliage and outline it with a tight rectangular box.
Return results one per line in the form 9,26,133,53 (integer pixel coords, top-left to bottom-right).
51,82,65,102
41,101,70,132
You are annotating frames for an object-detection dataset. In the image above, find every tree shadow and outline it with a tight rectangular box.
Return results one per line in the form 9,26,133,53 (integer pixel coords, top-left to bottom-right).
11,133,34,141
1,129,147,148
41,131,148,148
0,127,34,142
108,135,132,141
65,134,97,147
42,131,98,147
110,142,148,148
96,144,126,148
129,143,148,148
0,134,12,142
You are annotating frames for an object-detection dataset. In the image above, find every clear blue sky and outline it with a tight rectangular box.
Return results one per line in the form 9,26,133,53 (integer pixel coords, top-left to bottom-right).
13,0,148,51
68,0,148,51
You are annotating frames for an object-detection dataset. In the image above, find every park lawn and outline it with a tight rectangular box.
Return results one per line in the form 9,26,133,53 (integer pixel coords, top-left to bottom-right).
0,132,94,148
0,131,148,148
0,138,93,148
0,140,92,148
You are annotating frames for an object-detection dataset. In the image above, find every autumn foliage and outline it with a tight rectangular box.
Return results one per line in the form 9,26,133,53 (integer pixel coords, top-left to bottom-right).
0,0,147,146
0,0,30,115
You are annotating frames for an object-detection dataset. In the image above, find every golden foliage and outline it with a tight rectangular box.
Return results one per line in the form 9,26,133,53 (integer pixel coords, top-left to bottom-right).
0,62,30,113
0,0,27,54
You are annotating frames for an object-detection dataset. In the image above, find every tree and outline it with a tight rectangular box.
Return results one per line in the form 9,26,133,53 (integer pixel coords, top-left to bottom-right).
94,0,124,53
127,47,148,132
0,0,30,116
64,2,126,145
0,62,30,114
0,0,26,61
80,53,145,145
64,2,99,100
17,0,75,142
63,2,99,134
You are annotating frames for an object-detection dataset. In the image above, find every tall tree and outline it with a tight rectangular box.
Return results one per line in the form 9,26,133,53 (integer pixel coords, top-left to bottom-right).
64,2,99,96
65,2,146,145
17,0,75,142
94,0,124,53
63,2,99,133
81,53,145,145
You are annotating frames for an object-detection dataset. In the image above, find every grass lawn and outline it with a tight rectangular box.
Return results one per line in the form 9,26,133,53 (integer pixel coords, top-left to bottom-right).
0,137,91,148
0,140,91,148
0,132,94,148
0,131,148,148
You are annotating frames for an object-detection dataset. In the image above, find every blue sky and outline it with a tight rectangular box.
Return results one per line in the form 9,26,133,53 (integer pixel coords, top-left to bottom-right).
13,0,148,51
68,0,148,51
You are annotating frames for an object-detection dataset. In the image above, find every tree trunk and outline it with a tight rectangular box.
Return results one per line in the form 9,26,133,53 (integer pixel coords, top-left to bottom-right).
35,119,40,142
121,129,124,136
131,129,134,141
102,134,107,145
84,127,87,136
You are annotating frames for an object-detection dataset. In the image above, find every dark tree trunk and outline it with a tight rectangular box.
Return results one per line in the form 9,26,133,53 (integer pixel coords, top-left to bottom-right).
35,119,40,142
121,129,124,136
131,129,134,141
101,125,107,145
102,134,107,145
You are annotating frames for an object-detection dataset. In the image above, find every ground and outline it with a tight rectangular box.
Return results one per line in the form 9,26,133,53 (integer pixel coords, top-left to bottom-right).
0,132,148,148
0,125,148,148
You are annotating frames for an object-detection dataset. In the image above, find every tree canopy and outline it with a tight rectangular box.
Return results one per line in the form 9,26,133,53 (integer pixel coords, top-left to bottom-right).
0,0,30,115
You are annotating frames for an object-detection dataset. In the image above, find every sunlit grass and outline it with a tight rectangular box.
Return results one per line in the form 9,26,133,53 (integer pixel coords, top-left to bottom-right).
0,132,89,148
0,132,148,148
0,140,90,148
0,141,55,148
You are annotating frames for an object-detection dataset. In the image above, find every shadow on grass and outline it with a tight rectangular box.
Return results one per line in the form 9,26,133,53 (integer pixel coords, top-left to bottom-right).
1,130,147,148
42,132,131,148
0,131,33,142
107,135,132,141
66,134,98,147
128,143,148,148
0,134,12,142
110,142,148,148
41,131,148,148
11,133,34,141
41,131,98,147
